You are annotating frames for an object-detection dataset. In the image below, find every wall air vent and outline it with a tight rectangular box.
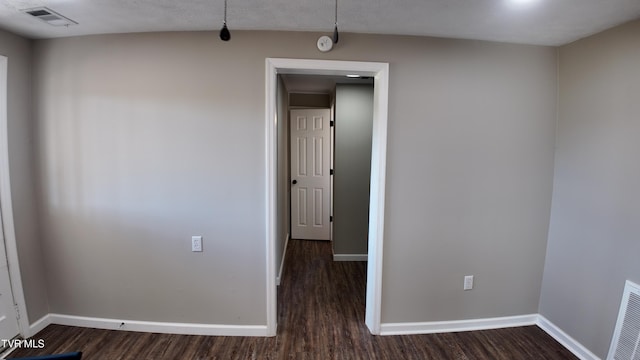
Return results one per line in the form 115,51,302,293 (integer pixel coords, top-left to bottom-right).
608,280,640,360
22,7,78,27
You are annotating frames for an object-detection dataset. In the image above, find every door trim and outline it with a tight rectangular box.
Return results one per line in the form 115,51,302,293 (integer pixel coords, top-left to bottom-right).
265,58,389,335
0,56,30,337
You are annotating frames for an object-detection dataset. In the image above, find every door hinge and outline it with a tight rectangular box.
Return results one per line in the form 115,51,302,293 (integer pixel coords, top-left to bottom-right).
330,216,333,222
330,169,334,175
14,304,20,320
330,121,334,127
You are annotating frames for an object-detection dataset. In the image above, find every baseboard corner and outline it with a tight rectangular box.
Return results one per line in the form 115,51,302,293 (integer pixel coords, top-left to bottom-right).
24,313,52,338
536,315,601,360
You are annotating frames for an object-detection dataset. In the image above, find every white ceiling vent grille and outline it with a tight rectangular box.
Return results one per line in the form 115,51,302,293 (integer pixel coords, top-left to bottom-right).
608,280,640,360
22,7,77,27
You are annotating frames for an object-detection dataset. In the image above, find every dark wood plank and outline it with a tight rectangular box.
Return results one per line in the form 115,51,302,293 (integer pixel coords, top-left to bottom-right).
8,240,577,359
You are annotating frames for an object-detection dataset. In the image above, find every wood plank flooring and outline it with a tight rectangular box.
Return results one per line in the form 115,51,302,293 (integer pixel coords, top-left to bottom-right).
8,240,577,359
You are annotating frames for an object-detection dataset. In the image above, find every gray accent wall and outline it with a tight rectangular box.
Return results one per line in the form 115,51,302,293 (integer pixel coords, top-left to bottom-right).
333,84,374,255
33,31,556,326
539,20,640,359
0,29,49,324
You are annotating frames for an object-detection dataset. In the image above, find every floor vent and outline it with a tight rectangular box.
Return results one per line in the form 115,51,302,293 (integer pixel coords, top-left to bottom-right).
608,280,640,360
21,7,78,27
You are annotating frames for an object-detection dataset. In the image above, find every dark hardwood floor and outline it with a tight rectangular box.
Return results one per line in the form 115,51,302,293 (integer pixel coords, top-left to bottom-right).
8,240,576,359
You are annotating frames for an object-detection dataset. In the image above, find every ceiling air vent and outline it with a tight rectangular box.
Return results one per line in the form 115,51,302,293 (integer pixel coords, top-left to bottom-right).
22,7,77,27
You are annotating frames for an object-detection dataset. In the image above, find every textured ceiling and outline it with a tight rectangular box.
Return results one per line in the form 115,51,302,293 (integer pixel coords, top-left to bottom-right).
0,0,639,45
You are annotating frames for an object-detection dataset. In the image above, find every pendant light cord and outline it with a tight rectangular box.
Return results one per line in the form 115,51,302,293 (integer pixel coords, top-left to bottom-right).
224,0,228,25
332,0,339,43
219,0,231,41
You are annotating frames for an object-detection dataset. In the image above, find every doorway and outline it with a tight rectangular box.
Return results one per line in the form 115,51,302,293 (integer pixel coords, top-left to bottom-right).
265,58,389,336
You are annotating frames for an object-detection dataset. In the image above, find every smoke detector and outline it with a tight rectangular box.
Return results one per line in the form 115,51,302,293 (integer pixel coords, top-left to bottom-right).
22,7,78,27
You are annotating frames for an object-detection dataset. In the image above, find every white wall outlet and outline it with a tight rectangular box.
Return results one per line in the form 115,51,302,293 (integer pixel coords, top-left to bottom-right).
191,236,203,252
464,275,474,290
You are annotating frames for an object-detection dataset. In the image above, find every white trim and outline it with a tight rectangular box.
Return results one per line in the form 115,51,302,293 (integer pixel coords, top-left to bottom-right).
21,312,599,359
380,314,538,336
1,347,17,359
276,234,290,286
364,61,389,335
537,315,601,360
333,254,368,261
265,58,278,337
266,58,389,336
0,56,30,339
47,314,269,337
27,314,52,338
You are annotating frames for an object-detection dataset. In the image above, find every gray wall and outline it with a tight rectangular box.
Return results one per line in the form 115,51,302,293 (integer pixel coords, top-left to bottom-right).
0,29,49,324
539,19,640,358
288,93,331,108
276,75,289,279
379,39,556,323
33,31,557,326
333,84,374,255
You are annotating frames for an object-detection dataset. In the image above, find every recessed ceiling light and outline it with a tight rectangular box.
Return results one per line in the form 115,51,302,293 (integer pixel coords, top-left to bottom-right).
346,74,361,78
509,0,539,6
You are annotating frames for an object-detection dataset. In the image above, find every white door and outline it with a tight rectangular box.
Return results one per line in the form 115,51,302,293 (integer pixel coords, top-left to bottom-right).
290,109,331,240
0,211,18,340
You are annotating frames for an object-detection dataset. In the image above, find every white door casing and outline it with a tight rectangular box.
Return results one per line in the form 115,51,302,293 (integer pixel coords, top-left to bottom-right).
290,109,331,240
265,58,389,336
0,211,18,340
0,55,21,340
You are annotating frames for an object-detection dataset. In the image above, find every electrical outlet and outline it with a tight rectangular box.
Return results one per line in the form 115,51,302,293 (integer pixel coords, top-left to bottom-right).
464,275,474,290
191,236,203,252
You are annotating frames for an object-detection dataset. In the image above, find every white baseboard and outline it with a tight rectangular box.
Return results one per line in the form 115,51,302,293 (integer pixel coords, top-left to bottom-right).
333,254,368,261
380,313,599,360
536,315,601,360
25,314,53,338
380,314,538,335
0,347,18,359
47,314,269,336
276,234,290,286
22,311,599,359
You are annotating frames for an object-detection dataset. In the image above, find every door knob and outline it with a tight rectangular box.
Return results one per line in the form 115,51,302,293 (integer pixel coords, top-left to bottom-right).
292,180,298,185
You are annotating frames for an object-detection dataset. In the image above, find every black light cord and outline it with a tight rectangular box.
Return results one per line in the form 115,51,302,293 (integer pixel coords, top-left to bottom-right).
220,0,231,41
333,0,339,43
